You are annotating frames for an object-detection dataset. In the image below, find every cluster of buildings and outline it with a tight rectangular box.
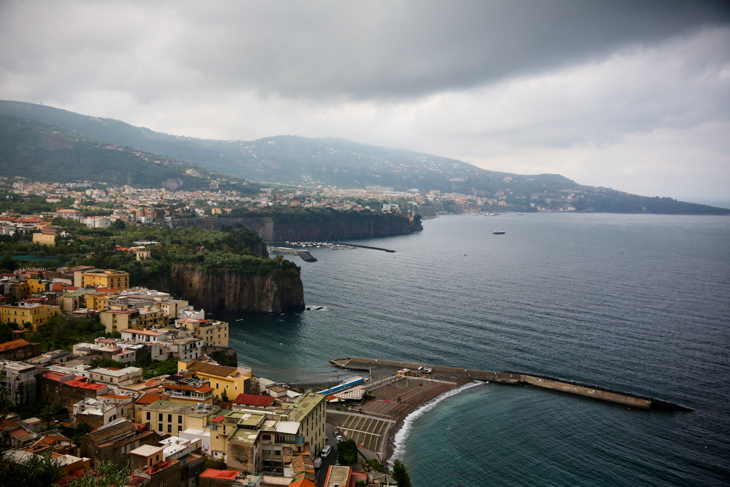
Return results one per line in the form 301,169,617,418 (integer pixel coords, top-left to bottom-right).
0,263,381,487
1,346,330,487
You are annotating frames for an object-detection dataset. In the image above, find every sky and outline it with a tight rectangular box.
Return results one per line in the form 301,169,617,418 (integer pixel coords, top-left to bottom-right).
2,1,730,204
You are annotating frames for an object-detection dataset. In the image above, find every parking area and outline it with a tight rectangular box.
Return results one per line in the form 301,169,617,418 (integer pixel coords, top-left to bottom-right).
327,411,395,459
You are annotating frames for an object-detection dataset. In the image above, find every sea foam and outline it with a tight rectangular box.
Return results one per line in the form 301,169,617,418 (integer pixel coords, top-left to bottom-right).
388,380,485,468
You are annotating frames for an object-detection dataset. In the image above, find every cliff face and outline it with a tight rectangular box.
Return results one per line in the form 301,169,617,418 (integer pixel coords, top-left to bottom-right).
162,264,304,313
168,214,422,242
270,216,422,241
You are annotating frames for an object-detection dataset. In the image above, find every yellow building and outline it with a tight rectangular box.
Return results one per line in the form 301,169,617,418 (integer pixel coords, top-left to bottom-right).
27,279,51,294
0,301,61,332
176,318,229,347
78,269,130,290
281,392,327,456
100,307,140,333
32,232,56,245
178,359,251,401
86,293,110,311
138,306,163,328
136,399,220,436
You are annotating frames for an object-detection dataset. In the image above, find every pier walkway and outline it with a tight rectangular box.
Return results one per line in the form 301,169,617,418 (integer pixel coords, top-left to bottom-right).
331,357,691,412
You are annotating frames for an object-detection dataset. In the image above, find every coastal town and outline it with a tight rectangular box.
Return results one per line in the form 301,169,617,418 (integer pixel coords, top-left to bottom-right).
0,183,444,487
1,175,587,222
0,262,447,487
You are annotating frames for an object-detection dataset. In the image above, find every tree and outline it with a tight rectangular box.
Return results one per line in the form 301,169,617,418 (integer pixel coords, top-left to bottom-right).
221,388,229,402
111,219,126,230
67,459,136,487
0,451,61,487
392,460,411,487
337,439,358,466
0,255,18,272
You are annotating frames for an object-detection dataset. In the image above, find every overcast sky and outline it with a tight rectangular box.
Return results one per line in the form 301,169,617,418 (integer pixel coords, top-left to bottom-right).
2,1,729,204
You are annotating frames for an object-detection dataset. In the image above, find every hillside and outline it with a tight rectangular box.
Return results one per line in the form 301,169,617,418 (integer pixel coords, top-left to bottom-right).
0,111,253,192
0,100,578,195
0,100,727,215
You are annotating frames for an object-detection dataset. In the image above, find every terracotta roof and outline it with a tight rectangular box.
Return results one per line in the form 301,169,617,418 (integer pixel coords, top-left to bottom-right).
188,361,236,378
0,339,32,352
233,394,275,407
136,393,169,405
29,435,73,448
200,469,240,479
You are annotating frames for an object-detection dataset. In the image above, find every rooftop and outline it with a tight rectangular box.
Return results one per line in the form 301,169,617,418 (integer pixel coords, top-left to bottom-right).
130,444,164,458
200,469,240,480
281,392,325,423
233,394,275,408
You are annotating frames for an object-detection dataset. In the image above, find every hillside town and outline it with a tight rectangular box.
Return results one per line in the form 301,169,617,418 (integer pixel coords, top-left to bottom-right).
1,176,586,222
1,263,403,487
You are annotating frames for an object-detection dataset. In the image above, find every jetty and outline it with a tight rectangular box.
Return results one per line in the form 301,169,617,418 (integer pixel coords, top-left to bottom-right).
296,250,317,262
330,357,691,412
338,243,395,253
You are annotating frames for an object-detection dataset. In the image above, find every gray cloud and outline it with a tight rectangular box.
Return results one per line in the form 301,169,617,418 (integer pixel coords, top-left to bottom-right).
1,0,729,201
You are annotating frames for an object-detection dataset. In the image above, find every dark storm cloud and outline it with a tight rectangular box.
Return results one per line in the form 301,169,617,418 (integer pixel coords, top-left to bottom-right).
167,0,730,100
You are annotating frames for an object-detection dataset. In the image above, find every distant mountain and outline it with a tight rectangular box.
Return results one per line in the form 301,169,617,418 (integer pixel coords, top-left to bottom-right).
0,100,578,195
0,100,727,215
0,110,253,192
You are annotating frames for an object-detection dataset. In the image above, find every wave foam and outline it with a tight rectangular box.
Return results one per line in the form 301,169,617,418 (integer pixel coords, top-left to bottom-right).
388,380,485,468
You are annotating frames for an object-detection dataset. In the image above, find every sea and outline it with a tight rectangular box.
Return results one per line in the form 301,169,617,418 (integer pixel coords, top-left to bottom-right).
212,213,730,486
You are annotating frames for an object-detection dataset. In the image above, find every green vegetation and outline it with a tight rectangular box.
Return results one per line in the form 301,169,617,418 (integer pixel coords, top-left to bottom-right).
89,357,179,380
24,315,109,352
361,458,386,473
337,439,359,465
0,192,75,214
0,451,62,487
0,454,135,487
209,350,238,367
0,222,297,284
392,459,412,487
59,422,91,446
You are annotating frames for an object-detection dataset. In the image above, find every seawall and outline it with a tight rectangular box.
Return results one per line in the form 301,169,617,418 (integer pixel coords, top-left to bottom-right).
331,357,691,412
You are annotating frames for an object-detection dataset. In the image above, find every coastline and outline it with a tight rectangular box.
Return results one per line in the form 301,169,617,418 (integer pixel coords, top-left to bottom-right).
329,357,475,463
386,380,484,466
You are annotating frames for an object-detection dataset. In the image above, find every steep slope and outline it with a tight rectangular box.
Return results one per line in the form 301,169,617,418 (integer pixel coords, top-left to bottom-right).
0,112,250,191
0,100,579,195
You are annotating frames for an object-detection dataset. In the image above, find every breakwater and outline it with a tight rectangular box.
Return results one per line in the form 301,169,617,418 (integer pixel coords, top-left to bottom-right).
338,243,396,253
331,357,691,412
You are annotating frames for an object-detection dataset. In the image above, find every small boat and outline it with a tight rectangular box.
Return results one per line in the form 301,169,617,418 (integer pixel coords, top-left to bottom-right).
493,230,505,235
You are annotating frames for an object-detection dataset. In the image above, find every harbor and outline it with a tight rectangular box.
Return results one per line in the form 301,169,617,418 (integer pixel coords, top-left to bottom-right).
329,357,692,412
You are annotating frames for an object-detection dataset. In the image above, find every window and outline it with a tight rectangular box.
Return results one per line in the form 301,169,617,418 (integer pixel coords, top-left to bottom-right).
168,424,172,433
159,413,163,422
178,415,182,424
168,414,172,423
146,412,150,421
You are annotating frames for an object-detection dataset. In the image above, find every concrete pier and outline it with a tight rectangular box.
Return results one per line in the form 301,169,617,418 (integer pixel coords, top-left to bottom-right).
331,357,691,412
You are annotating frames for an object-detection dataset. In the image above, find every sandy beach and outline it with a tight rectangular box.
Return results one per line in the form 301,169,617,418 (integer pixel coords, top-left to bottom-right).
328,357,472,462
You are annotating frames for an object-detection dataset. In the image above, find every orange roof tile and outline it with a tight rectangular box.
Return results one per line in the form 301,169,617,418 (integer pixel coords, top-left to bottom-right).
136,393,169,405
0,339,31,352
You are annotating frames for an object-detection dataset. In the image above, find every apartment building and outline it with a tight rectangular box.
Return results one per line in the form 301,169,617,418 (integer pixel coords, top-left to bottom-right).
0,301,61,331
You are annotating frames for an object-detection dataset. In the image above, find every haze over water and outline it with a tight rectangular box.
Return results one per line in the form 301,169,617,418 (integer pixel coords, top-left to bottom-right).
217,213,730,486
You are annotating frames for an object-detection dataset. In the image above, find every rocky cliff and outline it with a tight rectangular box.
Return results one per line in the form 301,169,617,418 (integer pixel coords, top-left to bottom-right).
168,213,422,242
159,264,304,313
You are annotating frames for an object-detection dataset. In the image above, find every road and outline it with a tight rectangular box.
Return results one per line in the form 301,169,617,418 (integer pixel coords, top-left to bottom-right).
315,423,341,487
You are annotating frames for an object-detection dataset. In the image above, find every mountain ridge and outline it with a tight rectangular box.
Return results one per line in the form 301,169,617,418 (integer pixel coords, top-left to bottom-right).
0,100,727,215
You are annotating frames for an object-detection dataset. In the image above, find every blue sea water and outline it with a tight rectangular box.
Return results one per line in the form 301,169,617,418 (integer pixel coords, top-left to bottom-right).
215,213,730,486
